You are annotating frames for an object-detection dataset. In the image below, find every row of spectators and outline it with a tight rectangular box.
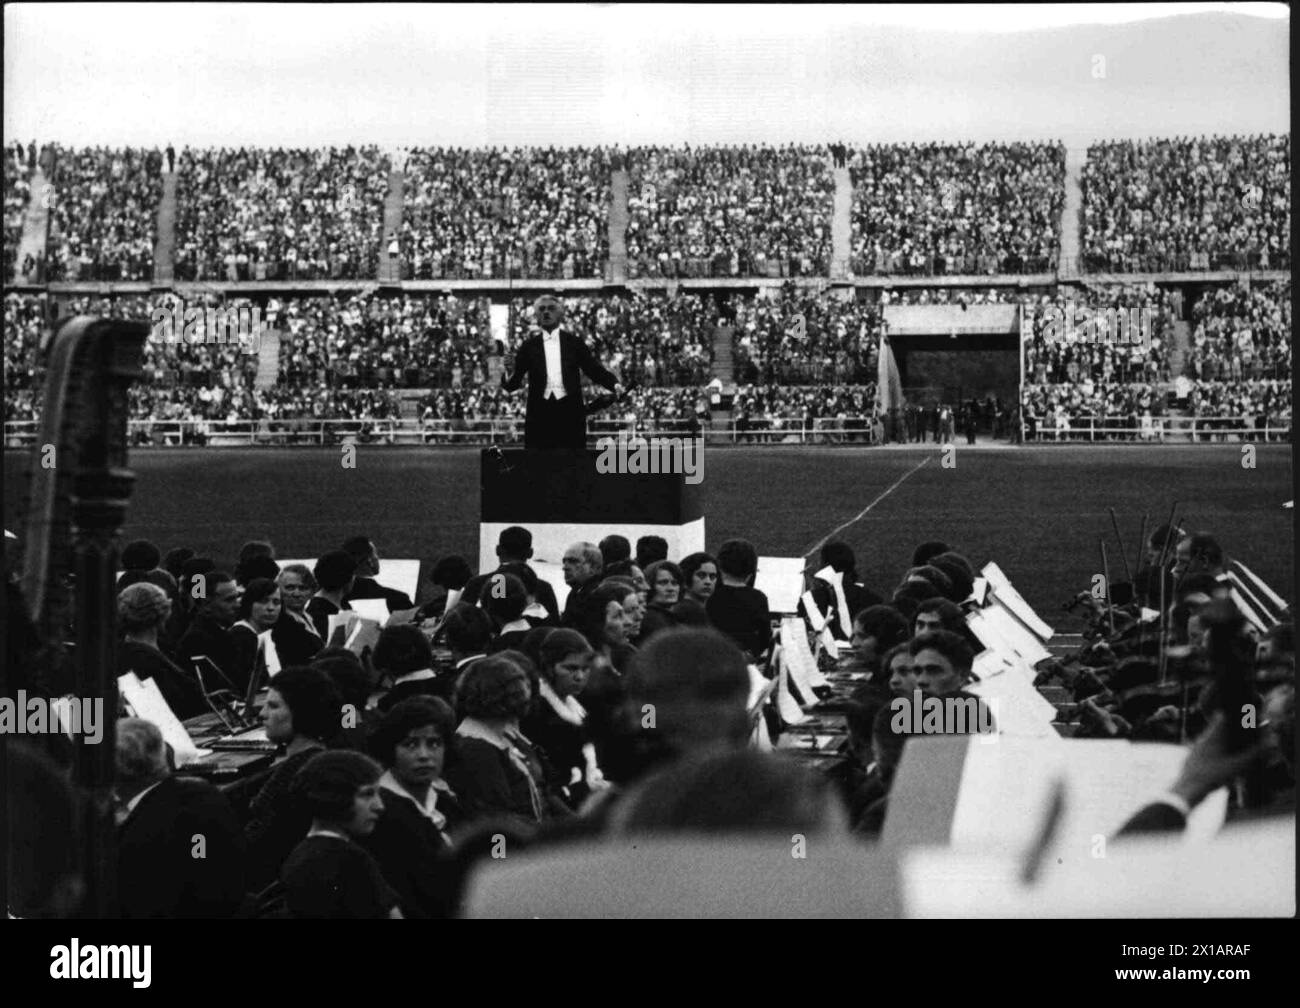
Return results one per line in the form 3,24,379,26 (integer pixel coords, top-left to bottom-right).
733,384,879,422
401,147,609,280
850,141,1064,276
509,292,716,387
625,145,833,279
175,146,390,281
4,141,34,280
1022,286,1175,384
268,292,492,389
45,145,162,281
1188,280,1291,381
1081,134,1290,273
1022,380,1291,440
732,285,880,385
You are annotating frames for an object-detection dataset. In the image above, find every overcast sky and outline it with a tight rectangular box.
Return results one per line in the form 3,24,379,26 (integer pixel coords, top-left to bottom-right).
4,3,1289,148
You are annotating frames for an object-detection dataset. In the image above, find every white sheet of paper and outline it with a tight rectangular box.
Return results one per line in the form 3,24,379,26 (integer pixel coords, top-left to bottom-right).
117,672,203,765
978,602,1053,666
530,562,568,615
326,611,357,645
800,589,827,632
345,616,383,656
966,668,1059,739
774,662,809,725
747,662,776,717
258,630,281,675
784,618,829,691
349,598,390,626
814,565,852,636
902,815,1294,918
755,556,805,614
981,562,1054,639
948,736,1228,859
778,622,819,703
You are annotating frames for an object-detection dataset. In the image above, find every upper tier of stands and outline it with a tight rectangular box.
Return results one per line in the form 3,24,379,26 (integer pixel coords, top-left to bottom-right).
849,141,1066,276
6,135,1287,284
1081,134,1290,273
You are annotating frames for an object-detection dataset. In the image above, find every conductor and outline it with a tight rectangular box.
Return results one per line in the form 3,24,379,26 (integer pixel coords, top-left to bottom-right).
502,295,622,451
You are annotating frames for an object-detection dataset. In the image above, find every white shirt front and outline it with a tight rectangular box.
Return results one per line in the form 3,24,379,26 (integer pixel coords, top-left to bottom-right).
541,329,567,401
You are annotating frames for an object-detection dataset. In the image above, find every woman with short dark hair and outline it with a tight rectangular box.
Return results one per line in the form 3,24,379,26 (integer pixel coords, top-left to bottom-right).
362,696,463,918
280,751,402,919
447,655,556,827
636,560,681,644
521,629,605,807
228,577,282,697
244,666,343,890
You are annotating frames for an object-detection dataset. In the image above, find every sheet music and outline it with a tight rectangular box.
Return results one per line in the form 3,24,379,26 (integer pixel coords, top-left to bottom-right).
327,611,357,646
813,565,852,636
774,660,810,725
800,589,827,632
117,672,205,765
981,562,1054,639
903,816,1294,917
345,616,383,656
966,667,1059,739
948,736,1228,857
349,598,390,626
755,556,805,614
258,630,281,675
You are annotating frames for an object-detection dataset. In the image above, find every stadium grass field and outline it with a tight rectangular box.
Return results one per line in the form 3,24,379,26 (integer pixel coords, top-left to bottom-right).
4,444,1293,633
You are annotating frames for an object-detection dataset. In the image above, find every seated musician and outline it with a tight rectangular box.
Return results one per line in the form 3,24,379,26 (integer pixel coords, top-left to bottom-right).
117,582,208,720
362,696,464,918
227,577,283,698
244,666,344,891
280,751,402,919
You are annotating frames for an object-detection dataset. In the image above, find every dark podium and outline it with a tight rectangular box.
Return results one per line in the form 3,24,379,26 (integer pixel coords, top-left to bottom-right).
479,449,705,573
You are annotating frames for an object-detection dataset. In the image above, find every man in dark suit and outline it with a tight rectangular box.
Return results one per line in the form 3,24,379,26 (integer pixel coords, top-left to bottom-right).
461,526,559,622
114,718,246,918
176,570,240,687
560,541,604,623
502,295,621,451
342,535,415,612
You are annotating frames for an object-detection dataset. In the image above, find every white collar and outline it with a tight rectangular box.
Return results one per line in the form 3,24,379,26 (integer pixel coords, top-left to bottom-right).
541,327,562,341
455,653,486,670
378,769,452,828
497,618,531,636
392,668,436,685
457,716,528,751
538,678,586,726
118,779,165,823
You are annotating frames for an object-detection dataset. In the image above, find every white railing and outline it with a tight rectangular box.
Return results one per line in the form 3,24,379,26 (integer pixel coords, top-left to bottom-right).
1022,415,1291,443
3,415,1289,449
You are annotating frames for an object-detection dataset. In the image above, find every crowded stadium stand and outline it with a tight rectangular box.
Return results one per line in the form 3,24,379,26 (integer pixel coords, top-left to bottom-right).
174,146,390,282
849,141,1066,276
399,147,610,280
625,144,835,279
43,145,162,282
2,133,1291,449
1081,134,1291,273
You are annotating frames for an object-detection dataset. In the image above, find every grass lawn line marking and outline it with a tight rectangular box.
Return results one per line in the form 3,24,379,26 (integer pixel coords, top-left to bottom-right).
801,456,932,563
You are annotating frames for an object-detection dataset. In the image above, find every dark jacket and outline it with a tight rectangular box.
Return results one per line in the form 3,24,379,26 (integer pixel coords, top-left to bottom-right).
176,614,237,690
362,780,463,919
706,583,772,659
116,775,246,918
635,602,676,644
447,732,551,826
243,744,325,890
117,640,209,720
345,576,414,613
502,329,618,411
305,595,350,642
464,567,560,623
272,608,324,668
